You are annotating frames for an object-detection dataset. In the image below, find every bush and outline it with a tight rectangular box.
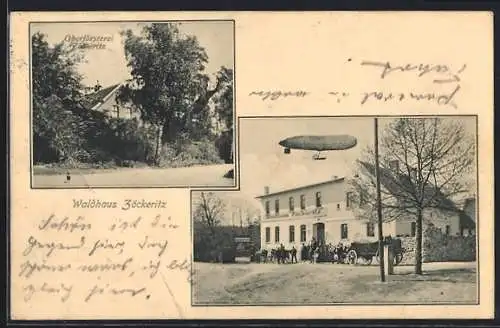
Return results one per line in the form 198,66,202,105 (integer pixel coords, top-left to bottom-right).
87,117,156,164
158,139,224,168
33,102,156,167
33,98,227,169
33,95,88,163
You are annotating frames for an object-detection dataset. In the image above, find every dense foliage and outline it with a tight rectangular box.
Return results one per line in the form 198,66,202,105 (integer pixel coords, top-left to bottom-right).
117,23,233,165
32,23,234,168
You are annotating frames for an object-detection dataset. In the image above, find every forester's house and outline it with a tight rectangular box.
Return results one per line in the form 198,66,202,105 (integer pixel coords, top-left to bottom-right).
82,82,140,120
256,170,475,253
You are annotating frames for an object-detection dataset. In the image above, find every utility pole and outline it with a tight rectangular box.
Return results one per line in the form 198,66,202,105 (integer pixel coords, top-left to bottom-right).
374,118,386,283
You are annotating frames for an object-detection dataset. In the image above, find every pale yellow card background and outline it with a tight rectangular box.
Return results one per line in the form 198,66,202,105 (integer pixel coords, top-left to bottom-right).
10,11,494,320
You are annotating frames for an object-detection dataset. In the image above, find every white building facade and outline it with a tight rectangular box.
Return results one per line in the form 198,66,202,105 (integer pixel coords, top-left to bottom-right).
256,177,463,254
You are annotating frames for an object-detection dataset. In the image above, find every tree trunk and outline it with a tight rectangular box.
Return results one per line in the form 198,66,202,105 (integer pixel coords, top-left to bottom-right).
153,122,165,166
415,208,423,274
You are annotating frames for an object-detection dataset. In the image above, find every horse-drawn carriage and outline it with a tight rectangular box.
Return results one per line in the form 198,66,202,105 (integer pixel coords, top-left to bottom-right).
345,238,405,266
256,237,405,266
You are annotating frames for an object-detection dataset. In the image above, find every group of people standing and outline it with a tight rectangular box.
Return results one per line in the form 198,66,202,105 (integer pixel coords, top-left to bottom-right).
259,237,351,264
262,243,298,264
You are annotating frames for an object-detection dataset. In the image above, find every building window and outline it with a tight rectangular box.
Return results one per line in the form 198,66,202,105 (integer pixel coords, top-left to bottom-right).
265,227,270,243
346,192,353,208
265,201,270,216
341,224,348,239
411,222,416,237
366,222,375,237
300,225,306,242
275,199,280,215
316,192,322,207
445,225,451,236
289,197,294,212
300,195,306,210
275,226,280,242
289,225,295,242
336,204,341,210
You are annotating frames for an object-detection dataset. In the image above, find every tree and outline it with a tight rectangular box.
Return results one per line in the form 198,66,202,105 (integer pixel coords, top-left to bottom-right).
193,192,227,261
350,117,475,274
117,23,229,165
32,32,87,163
213,67,234,163
193,192,226,234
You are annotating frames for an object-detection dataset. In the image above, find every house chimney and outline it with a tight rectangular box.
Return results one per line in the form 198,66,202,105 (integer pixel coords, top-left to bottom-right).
264,186,270,195
332,175,338,180
389,160,399,172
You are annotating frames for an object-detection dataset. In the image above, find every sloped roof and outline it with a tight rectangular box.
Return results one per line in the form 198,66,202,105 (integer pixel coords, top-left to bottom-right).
81,84,120,110
359,161,459,210
358,160,475,228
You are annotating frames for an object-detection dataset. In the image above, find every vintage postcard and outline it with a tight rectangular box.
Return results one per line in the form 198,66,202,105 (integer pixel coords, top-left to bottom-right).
9,11,493,320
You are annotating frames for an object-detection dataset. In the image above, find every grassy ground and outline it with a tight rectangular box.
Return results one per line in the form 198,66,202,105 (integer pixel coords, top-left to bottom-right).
192,262,477,305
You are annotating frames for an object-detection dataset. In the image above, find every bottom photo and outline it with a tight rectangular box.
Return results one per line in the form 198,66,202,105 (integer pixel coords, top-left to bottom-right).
191,116,477,306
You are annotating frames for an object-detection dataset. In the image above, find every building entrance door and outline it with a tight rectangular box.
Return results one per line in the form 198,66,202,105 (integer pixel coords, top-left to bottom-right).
313,222,325,243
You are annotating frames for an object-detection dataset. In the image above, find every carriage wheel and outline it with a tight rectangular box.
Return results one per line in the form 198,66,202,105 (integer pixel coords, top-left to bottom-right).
347,250,357,265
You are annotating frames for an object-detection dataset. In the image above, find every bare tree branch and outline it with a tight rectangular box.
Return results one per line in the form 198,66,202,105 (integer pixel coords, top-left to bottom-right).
350,117,475,222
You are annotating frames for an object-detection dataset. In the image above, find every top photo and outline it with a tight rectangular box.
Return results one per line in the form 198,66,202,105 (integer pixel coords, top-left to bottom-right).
30,20,236,188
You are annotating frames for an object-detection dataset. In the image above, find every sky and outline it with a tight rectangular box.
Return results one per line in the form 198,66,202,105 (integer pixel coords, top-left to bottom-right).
239,117,381,200
31,21,234,88
199,116,477,225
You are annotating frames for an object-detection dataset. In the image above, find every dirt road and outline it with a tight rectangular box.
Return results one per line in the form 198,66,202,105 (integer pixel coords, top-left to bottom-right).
192,261,477,305
33,164,235,188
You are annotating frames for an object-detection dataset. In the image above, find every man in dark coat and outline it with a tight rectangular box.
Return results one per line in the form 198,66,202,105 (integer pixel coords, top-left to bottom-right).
291,246,298,263
279,243,286,264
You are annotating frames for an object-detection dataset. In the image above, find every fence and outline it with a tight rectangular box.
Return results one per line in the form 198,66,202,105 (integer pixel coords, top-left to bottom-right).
399,226,476,265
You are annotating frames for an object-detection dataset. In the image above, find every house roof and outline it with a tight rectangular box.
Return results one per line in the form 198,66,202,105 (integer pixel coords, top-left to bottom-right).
81,83,121,110
255,177,345,199
358,160,475,228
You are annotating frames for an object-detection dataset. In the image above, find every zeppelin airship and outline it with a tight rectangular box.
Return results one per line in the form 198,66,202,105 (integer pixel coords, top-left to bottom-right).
278,135,357,160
